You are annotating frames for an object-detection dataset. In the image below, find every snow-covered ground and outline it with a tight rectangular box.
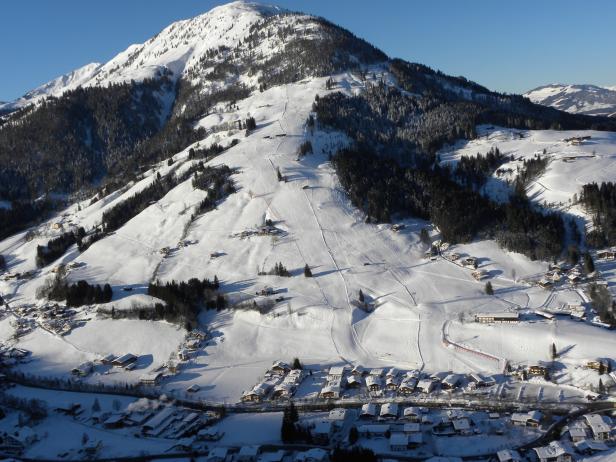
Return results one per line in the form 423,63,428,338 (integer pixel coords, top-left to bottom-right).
2,73,616,408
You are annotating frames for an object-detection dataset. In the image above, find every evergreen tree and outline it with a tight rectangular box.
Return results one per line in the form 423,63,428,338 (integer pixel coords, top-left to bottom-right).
349,426,359,444
303,264,312,277
358,289,365,303
292,357,302,370
583,252,595,274
551,342,557,360
91,398,101,413
485,281,494,295
276,167,283,182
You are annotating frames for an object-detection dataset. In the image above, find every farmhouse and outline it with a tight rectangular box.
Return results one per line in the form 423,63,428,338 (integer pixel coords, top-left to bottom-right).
475,312,519,323
71,361,93,377
347,375,362,388
528,365,548,376
567,426,588,443
597,250,616,260
320,384,341,399
270,361,290,375
442,374,461,390
574,439,609,455
399,377,417,394
386,376,400,390
327,366,345,380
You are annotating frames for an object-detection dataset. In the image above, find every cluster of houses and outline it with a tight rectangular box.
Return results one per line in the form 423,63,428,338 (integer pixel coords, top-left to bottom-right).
9,317,35,338
318,366,496,399
8,302,78,337
537,263,589,289
531,413,615,462
0,427,39,457
241,361,305,402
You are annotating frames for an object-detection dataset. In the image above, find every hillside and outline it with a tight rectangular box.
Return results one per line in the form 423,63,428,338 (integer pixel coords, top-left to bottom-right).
525,83,616,117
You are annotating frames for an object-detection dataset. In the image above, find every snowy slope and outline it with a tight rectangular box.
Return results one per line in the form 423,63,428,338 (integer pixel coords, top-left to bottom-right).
525,83,616,117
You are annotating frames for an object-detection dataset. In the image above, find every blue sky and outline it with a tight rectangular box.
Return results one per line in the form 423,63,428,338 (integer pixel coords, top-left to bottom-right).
1,0,615,101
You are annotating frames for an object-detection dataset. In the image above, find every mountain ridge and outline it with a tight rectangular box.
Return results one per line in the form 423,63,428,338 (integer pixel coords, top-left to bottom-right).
524,83,616,117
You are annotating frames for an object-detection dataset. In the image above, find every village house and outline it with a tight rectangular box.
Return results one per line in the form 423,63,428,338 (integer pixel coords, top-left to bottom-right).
511,410,542,428
369,368,385,377
389,432,408,451
597,250,616,260
386,375,400,391
475,312,519,324
528,365,548,377
366,375,382,392
416,379,435,393
360,403,377,419
399,377,417,394
442,374,461,390
469,373,495,388
100,353,116,365
461,256,477,268
270,361,291,375
328,408,348,424
403,407,422,422
567,425,588,443
320,383,341,399
351,365,364,376
533,441,573,462
327,365,345,380
472,269,488,281
584,414,612,441
380,402,399,419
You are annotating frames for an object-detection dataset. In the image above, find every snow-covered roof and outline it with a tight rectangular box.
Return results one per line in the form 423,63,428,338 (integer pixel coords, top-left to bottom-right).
533,441,571,459
496,449,521,462
389,432,408,446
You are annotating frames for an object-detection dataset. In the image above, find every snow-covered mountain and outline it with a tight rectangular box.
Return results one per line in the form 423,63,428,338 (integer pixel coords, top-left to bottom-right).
0,62,102,113
525,83,616,117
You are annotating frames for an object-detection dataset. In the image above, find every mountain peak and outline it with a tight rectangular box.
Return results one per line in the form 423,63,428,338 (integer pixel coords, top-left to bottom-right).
525,83,616,117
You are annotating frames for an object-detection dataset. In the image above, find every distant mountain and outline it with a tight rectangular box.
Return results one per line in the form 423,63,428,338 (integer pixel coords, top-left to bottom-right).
0,62,102,113
524,84,616,117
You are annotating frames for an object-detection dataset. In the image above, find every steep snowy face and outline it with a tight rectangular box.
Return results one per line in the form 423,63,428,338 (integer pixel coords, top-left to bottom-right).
525,83,616,117
87,1,287,87
0,62,102,112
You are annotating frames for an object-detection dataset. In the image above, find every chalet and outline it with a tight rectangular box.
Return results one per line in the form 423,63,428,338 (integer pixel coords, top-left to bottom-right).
258,287,275,296
475,312,519,324
112,353,138,368
584,414,612,440
270,361,290,375
386,367,400,379
533,441,573,462
380,402,399,419
0,433,24,456
328,408,348,424
351,365,364,376
399,377,417,394
497,449,522,462
538,279,553,289
71,361,93,377
389,433,408,451
320,384,341,399
237,445,261,462
567,273,582,284
567,426,588,443
366,375,382,392
142,407,175,433
358,424,390,438
403,407,422,422
392,224,406,232
167,361,179,374
448,252,461,261
159,247,170,256
103,414,125,429
417,379,435,393
511,411,542,427
139,371,163,385
328,366,345,380
585,359,608,371
360,403,378,419
272,383,294,399
178,349,190,361
312,421,333,445
386,376,400,391
55,403,83,416
442,374,461,390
